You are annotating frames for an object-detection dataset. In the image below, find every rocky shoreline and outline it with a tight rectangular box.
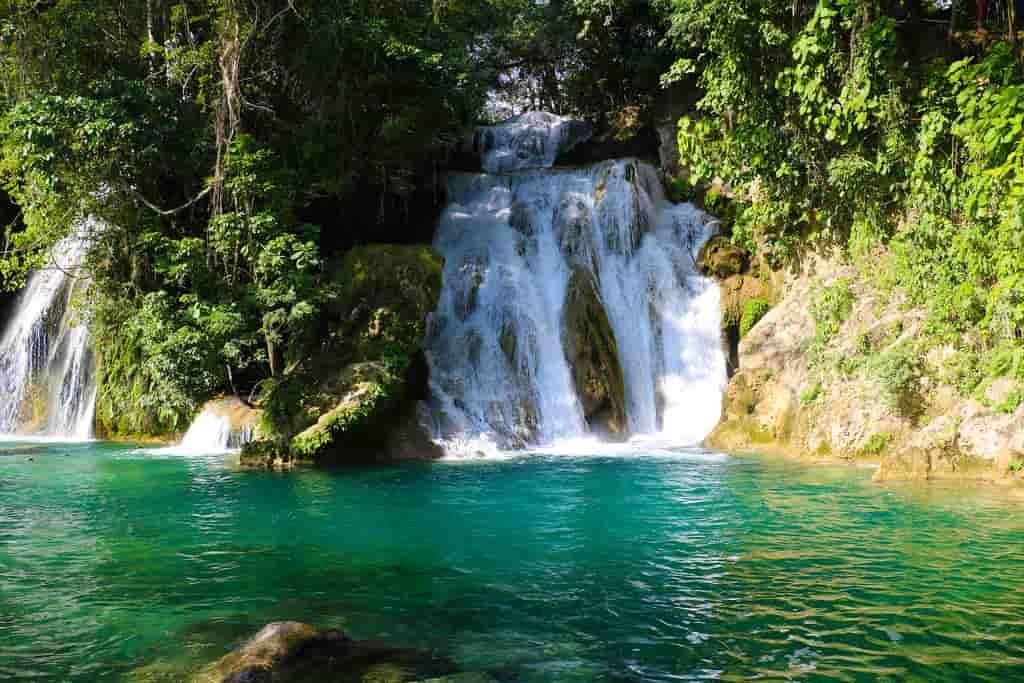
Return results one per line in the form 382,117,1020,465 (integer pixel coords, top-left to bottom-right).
703,252,1024,490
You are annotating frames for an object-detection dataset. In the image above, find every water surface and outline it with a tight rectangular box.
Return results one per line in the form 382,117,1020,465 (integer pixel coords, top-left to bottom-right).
1,442,1023,681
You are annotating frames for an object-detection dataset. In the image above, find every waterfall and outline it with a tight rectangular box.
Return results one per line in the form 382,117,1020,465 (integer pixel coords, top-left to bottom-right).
470,111,592,174
0,237,97,440
168,398,258,454
423,112,727,453
175,411,234,453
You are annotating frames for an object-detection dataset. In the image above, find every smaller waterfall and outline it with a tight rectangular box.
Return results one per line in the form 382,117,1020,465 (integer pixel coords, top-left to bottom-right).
176,411,234,453
0,237,96,440
470,112,592,174
168,398,259,454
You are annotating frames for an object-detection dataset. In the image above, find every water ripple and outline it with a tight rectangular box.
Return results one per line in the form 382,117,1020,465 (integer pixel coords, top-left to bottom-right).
2,447,1024,681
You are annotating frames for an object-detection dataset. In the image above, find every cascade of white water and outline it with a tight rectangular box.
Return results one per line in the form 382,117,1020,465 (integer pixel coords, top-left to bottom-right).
175,411,234,453
471,111,592,174
168,399,258,454
423,113,727,453
0,236,97,440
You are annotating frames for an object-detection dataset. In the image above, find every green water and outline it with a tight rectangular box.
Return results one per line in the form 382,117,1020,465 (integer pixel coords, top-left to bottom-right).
1,442,1023,681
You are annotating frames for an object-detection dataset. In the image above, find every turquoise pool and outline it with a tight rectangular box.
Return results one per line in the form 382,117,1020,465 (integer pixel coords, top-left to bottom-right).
1,441,1022,681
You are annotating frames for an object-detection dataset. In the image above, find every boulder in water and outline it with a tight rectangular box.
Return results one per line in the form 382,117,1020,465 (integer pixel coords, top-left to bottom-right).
288,360,441,464
242,245,444,467
192,621,457,683
561,268,628,438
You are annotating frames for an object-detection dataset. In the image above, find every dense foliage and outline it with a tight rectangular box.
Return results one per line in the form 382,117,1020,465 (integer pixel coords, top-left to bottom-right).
0,0,672,436
4,0,1022,437
664,0,1024,396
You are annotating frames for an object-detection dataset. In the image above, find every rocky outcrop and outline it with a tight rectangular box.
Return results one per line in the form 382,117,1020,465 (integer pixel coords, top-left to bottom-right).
561,268,628,438
192,621,457,683
653,83,701,182
556,106,660,166
706,255,1024,484
241,245,444,468
696,237,778,377
697,236,747,279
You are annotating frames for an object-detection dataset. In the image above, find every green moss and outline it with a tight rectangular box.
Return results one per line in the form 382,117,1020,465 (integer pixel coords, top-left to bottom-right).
739,298,770,338
290,359,408,462
809,278,854,343
862,432,894,456
800,382,822,405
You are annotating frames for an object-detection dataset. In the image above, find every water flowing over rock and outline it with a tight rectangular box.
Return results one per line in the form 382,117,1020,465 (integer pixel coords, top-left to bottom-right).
0,237,96,439
173,397,261,453
424,113,728,452
469,111,592,174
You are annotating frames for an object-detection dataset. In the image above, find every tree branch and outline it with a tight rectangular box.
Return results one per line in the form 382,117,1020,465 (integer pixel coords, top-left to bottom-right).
132,186,212,216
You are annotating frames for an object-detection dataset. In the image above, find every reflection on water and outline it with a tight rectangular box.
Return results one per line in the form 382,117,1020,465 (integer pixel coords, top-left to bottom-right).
1,445,1023,681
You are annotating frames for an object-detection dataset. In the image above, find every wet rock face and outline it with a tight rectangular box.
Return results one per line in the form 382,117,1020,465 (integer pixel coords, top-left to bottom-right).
193,621,457,683
561,268,628,438
697,236,748,279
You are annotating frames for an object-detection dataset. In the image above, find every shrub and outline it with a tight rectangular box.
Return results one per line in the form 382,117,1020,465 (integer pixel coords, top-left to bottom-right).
740,298,771,338
862,432,894,456
800,382,822,405
810,278,855,343
867,343,924,416
996,388,1024,415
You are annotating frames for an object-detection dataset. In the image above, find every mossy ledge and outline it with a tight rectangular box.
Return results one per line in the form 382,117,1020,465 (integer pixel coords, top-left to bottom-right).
241,244,444,469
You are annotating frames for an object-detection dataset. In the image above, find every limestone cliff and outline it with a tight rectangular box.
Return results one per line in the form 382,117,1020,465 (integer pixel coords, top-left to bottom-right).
706,255,1024,484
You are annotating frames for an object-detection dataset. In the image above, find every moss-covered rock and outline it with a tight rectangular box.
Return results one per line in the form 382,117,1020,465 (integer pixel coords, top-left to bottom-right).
289,360,441,464
327,244,444,363
561,268,628,438
244,244,444,468
697,236,748,279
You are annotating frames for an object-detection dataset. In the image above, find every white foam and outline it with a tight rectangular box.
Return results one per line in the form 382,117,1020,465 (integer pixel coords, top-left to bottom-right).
424,119,728,456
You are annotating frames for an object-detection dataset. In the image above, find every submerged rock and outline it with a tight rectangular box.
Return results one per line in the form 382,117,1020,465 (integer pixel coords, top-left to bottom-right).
561,268,628,438
193,621,457,683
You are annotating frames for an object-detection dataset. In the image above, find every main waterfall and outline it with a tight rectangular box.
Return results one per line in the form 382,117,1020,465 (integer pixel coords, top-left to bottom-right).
0,237,97,440
423,113,727,453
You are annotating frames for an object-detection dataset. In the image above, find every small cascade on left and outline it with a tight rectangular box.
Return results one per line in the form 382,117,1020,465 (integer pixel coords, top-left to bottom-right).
0,237,96,440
